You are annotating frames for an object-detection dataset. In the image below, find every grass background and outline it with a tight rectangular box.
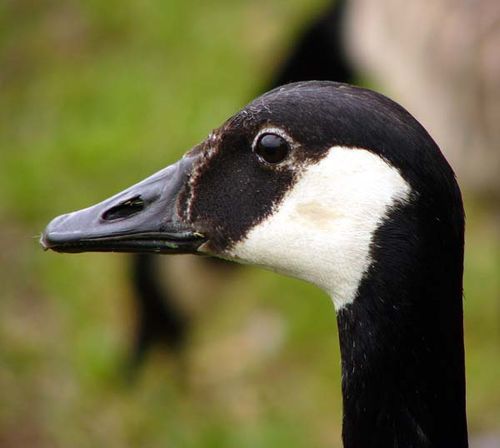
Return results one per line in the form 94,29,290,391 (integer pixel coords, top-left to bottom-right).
1,0,499,446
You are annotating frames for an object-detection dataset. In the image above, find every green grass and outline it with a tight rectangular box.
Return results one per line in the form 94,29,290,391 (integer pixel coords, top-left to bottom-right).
1,1,499,446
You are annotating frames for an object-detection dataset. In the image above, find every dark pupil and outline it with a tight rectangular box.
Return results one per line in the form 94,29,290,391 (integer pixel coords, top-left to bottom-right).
255,133,289,164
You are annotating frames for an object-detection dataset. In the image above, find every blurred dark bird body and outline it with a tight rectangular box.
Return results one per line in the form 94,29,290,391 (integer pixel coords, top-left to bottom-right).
128,0,500,371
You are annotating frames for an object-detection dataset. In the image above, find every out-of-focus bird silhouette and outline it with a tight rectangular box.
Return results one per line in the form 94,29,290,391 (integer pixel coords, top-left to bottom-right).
127,0,500,373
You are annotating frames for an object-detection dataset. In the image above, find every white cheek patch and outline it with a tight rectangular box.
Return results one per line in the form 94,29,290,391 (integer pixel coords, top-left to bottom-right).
229,147,411,310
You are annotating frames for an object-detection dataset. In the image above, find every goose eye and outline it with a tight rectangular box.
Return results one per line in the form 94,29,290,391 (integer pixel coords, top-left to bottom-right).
254,133,290,164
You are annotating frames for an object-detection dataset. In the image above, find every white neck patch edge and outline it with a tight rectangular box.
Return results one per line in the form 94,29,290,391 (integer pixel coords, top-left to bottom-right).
228,146,412,310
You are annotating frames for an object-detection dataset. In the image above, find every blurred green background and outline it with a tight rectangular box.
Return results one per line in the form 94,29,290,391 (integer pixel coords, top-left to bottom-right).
1,0,499,446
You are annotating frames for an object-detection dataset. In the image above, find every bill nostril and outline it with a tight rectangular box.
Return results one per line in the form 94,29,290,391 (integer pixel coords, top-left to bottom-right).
102,196,145,221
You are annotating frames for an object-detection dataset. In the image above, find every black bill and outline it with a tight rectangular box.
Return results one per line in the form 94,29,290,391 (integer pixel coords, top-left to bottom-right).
40,153,206,254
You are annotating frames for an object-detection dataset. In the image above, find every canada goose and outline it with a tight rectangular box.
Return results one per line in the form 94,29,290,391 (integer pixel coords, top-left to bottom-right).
41,81,467,447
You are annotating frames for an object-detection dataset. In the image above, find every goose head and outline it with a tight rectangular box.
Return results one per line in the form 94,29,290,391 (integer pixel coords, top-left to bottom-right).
42,81,461,308
41,81,467,446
